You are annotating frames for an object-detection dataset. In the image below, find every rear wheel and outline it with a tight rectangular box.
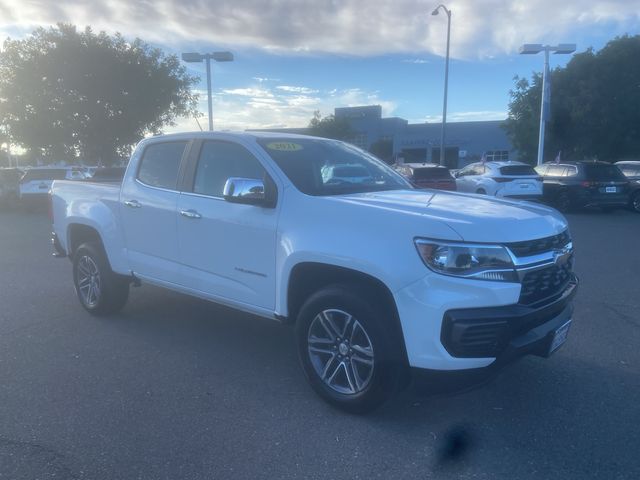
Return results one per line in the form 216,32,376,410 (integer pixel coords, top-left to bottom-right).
476,188,487,195
295,285,403,413
73,242,129,315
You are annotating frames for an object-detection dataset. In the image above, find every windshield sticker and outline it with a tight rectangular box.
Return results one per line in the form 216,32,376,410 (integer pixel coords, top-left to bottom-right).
266,142,303,151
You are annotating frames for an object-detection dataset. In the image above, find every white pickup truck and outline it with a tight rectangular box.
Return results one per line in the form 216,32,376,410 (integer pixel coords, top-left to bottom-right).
51,132,578,412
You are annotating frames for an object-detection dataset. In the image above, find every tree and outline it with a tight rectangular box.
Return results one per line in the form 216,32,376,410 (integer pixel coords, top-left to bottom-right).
0,24,200,165
503,35,640,163
307,110,354,141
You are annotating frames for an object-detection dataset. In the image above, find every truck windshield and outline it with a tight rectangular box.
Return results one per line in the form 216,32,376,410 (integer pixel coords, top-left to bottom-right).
257,138,411,196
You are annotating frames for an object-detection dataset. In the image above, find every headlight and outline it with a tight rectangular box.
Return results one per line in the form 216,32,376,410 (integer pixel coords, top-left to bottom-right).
414,239,518,282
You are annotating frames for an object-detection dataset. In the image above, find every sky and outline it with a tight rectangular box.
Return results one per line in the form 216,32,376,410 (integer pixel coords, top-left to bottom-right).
1,0,639,132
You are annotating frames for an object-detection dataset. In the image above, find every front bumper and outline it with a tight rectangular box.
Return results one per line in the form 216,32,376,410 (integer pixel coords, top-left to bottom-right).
441,275,577,359
394,270,578,371
407,276,577,392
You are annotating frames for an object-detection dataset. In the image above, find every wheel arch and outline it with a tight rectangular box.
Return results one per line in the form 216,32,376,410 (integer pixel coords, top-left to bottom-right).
285,262,410,370
67,223,109,264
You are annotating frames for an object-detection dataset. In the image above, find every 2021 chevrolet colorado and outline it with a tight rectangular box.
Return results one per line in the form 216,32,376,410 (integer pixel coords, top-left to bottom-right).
51,132,578,412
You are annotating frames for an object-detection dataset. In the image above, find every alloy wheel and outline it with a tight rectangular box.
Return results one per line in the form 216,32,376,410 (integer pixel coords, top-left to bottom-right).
307,309,375,395
77,255,101,307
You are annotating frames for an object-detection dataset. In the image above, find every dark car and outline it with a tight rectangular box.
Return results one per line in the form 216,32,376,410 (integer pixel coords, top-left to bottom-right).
393,162,456,191
615,161,640,213
0,168,24,208
535,161,630,212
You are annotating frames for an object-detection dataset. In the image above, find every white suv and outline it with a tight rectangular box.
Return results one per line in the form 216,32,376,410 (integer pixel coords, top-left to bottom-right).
455,161,543,200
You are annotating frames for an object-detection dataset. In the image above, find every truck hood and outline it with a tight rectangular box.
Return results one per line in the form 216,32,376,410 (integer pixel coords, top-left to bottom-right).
335,189,568,243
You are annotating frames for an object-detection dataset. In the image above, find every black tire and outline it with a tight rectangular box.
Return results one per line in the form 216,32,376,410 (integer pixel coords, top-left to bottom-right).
476,188,487,195
630,192,640,213
554,190,572,212
73,242,129,316
295,284,403,413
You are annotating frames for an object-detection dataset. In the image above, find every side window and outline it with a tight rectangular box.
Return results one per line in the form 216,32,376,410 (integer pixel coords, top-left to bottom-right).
473,164,486,175
546,165,566,177
565,166,578,177
193,141,266,197
138,142,187,190
457,165,474,177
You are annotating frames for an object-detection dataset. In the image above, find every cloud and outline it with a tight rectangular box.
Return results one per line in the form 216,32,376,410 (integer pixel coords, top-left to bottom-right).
0,1,638,58
165,83,397,132
276,85,319,94
403,59,429,64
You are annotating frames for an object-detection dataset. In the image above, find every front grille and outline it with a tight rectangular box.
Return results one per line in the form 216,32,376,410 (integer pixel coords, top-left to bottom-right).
519,258,573,305
506,230,571,257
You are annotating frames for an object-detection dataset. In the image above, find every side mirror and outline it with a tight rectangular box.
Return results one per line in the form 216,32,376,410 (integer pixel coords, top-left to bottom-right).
223,177,275,207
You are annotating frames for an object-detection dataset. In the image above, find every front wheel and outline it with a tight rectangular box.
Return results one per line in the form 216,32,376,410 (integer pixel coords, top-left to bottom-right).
295,285,403,413
73,242,129,316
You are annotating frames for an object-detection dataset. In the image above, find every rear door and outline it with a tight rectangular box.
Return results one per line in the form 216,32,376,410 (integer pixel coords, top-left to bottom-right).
120,140,190,284
176,139,279,310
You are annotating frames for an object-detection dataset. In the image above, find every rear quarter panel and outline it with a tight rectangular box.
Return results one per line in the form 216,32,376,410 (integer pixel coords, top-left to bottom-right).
51,180,129,274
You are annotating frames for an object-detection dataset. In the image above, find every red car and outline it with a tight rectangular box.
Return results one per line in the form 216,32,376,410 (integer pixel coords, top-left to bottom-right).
393,162,457,191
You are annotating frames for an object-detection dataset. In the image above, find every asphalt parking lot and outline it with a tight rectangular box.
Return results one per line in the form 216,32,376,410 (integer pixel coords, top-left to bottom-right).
0,209,639,480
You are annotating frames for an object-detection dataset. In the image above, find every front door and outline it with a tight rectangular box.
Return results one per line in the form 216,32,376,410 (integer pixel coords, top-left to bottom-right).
177,140,279,310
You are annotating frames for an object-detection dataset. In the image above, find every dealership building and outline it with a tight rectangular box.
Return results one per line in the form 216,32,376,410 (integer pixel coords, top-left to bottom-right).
258,105,517,168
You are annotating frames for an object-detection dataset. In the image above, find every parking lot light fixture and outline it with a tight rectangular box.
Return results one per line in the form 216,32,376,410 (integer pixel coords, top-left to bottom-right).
519,43,576,166
432,4,452,166
181,51,234,131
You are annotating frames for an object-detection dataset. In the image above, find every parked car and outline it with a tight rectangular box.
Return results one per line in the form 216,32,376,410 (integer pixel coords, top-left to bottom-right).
51,132,577,412
454,161,543,200
393,163,456,191
535,161,630,212
19,167,86,207
0,168,24,208
320,163,374,184
614,161,640,213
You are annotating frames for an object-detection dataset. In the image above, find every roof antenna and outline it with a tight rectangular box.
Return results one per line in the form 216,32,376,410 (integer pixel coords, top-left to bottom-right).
195,116,203,132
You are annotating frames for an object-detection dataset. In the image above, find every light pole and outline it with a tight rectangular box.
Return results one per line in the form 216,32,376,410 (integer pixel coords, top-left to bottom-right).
519,43,576,165
432,4,451,166
181,51,234,131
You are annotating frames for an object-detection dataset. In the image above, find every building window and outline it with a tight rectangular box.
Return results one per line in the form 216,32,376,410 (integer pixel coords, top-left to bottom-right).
350,134,368,149
485,150,509,161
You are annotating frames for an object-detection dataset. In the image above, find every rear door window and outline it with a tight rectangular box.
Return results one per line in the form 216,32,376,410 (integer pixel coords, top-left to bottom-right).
137,141,187,190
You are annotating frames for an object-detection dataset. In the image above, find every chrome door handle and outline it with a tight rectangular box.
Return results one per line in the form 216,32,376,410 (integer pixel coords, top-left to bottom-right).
124,200,141,208
180,209,202,219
